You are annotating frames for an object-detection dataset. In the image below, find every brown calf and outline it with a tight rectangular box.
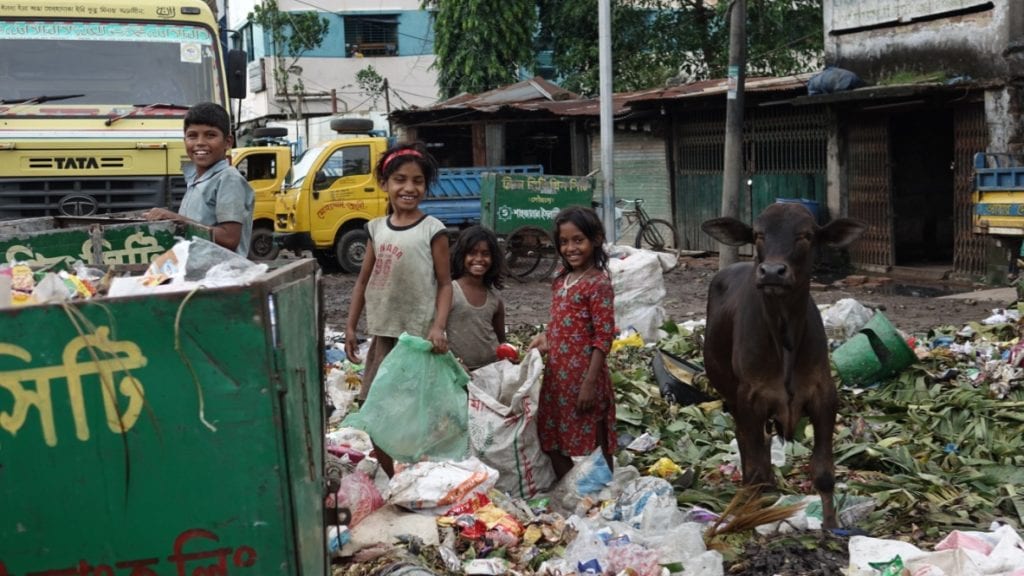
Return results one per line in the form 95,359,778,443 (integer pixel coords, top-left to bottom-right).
701,203,866,529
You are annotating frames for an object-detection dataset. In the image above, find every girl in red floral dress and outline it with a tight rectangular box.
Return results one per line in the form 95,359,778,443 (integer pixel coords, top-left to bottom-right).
529,206,616,479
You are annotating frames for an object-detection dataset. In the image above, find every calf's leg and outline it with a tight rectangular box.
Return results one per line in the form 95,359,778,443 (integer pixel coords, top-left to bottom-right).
809,391,838,529
734,403,774,487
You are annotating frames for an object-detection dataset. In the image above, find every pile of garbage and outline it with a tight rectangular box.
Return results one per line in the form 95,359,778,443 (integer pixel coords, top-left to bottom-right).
320,279,1024,575
0,261,103,307
321,327,728,575
0,238,269,308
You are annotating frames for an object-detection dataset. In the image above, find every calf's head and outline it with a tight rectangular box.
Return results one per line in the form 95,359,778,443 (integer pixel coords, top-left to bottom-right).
702,203,866,295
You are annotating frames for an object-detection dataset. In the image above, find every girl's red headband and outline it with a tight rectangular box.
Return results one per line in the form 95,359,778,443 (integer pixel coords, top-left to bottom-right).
382,149,424,171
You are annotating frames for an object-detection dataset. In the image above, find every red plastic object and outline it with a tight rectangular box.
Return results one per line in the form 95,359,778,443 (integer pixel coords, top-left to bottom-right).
496,343,519,361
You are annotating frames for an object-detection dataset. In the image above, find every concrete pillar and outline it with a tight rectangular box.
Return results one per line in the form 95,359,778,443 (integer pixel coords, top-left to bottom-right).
825,109,847,219
485,123,505,166
985,86,1024,155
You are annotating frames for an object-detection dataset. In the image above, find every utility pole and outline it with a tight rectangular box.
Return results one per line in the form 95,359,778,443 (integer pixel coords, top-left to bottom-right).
719,0,746,268
383,78,393,136
598,0,616,243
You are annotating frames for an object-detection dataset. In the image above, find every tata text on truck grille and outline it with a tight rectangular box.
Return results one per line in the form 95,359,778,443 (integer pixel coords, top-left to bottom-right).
0,0,246,220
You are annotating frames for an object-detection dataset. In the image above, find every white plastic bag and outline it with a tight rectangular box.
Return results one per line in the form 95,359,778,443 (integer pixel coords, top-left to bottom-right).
467,349,555,498
602,476,684,531
550,448,613,512
820,298,874,341
607,248,672,342
387,457,498,514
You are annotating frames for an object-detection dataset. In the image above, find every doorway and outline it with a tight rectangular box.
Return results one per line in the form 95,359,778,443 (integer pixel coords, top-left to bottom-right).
889,110,955,265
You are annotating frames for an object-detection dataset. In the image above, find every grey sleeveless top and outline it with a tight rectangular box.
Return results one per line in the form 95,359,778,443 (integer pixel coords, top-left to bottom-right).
448,281,501,370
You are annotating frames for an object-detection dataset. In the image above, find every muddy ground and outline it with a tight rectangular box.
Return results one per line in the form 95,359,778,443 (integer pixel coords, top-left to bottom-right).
321,254,1007,335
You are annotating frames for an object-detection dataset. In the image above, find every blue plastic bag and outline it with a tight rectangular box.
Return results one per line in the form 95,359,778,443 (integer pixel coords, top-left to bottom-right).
807,67,865,95
343,333,470,462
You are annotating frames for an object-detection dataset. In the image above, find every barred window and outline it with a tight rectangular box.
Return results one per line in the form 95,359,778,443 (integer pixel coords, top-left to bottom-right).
344,16,398,57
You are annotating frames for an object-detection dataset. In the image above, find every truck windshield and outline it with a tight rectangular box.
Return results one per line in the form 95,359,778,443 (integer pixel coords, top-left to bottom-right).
0,20,223,115
287,144,329,188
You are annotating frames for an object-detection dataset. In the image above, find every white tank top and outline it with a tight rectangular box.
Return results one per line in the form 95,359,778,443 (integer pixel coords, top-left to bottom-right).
365,214,446,338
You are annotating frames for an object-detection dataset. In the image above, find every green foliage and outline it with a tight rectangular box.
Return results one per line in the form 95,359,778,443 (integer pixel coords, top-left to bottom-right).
247,0,329,118
537,0,823,96
424,0,537,98
356,66,387,109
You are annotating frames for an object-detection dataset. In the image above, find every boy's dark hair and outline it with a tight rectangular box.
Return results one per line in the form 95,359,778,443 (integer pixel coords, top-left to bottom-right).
374,141,439,188
451,225,505,289
553,205,609,276
184,102,231,138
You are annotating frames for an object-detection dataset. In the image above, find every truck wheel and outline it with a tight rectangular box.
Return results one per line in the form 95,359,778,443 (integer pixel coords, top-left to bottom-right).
336,229,369,273
504,226,558,281
249,225,280,260
253,127,288,139
330,118,375,134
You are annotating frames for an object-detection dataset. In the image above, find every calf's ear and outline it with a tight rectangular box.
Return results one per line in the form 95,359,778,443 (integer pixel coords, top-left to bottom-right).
702,217,753,247
818,218,867,248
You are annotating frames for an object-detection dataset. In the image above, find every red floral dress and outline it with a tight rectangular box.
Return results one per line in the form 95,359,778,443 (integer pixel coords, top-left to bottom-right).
537,270,617,457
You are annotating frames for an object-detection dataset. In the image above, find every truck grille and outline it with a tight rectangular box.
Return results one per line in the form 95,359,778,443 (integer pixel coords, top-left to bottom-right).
26,156,127,170
0,177,172,219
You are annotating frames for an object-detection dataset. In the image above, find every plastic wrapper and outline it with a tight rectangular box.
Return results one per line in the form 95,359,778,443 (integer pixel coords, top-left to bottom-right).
388,457,498,515
606,543,660,576
324,471,384,527
464,558,509,575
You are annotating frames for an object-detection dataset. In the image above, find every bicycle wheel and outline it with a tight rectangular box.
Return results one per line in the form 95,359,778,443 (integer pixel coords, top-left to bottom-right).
504,226,557,281
636,218,679,252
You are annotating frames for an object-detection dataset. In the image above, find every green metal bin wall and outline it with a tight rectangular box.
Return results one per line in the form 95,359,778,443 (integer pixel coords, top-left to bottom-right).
0,260,325,575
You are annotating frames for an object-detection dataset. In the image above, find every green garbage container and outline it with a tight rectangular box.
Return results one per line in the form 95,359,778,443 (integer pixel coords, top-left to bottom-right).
0,259,325,575
0,215,210,266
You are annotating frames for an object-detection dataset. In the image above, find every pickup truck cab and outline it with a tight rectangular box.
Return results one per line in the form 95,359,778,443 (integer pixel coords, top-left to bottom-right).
229,127,291,260
275,126,389,272
272,118,543,273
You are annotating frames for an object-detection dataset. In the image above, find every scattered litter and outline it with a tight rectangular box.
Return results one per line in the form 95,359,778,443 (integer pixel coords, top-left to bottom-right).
847,524,1024,576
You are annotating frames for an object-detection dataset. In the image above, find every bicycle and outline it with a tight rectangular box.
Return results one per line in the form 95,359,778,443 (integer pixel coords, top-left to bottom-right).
614,198,679,252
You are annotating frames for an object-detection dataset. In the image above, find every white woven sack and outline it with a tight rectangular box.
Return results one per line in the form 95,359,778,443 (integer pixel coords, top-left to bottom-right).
467,349,555,498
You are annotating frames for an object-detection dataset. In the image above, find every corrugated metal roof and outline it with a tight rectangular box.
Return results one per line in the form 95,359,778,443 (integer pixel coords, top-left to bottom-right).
429,76,577,110
391,73,817,122
627,73,815,104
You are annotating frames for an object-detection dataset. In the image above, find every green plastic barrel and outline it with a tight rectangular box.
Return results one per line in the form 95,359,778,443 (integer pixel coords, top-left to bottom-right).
832,311,915,386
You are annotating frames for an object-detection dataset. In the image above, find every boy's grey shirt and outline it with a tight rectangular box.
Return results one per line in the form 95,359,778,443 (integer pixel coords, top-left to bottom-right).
178,159,255,256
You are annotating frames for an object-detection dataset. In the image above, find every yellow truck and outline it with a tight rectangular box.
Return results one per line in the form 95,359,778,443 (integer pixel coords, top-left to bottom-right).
273,119,544,272
0,0,246,221
230,128,292,259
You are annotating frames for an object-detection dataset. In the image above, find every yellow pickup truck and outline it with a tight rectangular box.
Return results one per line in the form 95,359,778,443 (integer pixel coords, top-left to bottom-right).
229,127,292,260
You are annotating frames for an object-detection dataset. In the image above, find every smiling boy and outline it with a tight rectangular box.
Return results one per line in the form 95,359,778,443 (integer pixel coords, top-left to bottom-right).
144,102,254,256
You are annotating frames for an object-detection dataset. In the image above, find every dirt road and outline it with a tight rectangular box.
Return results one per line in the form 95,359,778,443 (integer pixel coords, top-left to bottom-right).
322,254,1007,336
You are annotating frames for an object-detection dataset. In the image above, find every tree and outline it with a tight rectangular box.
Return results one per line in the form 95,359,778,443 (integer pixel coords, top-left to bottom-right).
248,0,330,120
537,0,823,96
356,66,387,109
424,0,537,98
